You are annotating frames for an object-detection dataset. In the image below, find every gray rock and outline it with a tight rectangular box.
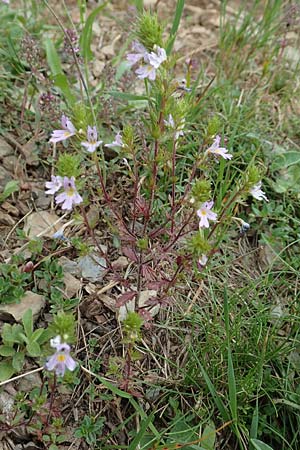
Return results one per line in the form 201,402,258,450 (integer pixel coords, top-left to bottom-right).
0,138,14,158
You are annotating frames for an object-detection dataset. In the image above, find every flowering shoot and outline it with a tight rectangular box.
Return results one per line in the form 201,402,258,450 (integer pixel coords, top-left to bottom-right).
55,176,83,210
81,125,103,153
126,40,167,81
105,132,124,148
50,115,76,143
197,201,218,229
45,335,76,377
45,175,62,195
250,181,268,202
206,135,232,160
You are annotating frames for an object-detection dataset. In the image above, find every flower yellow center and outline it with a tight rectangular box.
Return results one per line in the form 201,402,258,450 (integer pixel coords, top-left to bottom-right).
200,210,207,216
64,131,71,137
57,354,66,362
67,188,75,197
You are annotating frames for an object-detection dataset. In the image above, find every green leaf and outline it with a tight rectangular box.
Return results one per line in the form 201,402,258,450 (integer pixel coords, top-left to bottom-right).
0,180,19,203
79,2,107,61
201,423,216,450
128,412,155,450
250,439,274,450
12,351,25,371
108,91,149,101
272,151,300,170
26,341,41,357
199,362,230,422
166,0,185,55
0,361,15,382
44,38,75,106
0,345,16,357
22,308,33,339
31,328,46,343
2,323,24,344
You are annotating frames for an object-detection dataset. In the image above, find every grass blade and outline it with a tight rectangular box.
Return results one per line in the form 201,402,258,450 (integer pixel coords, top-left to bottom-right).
166,0,185,55
128,412,155,450
199,362,230,423
79,2,107,61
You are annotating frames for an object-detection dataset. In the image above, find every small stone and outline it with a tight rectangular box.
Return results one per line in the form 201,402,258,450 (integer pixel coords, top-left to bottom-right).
78,254,107,281
18,371,42,392
0,211,15,226
0,291,45,322
92,60,105,78
0,166,12,189
1,201,19,216
112,256,129,269
0,138,14,158
64,272,82,298
32,188,51,209
24,211,61,239
2,155,18,172
0,391,14,420
99,294,116,312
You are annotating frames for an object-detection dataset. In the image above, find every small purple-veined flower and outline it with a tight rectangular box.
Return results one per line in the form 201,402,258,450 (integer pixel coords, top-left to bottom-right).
148,45,167,68
49,114,76,143
45,175,63,195
105,132,124,148
81,125,103,153
250,181,268,202
45,335,77,377
126,41,148,66
135,63,157,81
206,135,232,160
197,201,218,229
55,176,83,210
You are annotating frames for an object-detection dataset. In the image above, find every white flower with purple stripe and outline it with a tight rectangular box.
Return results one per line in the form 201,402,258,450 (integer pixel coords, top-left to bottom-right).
126,41,148,66
197,201,218,229
55,176,83,210
206,135,232,160
81,126,103,153
250,181,268,202
105,132,124,148
49,115,76,143
45,175,62,195
148,45,167,69
45,335,76,377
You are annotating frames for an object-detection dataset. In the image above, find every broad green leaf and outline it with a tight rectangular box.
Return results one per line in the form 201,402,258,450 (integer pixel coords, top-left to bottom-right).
26,341,41,357
31,328,46,343
250,438,274,450
272,151,300,170
22,308,33,339
79,2,107,61
2,323,24,344
12,351,25,371
0,345,16,357
0,361,15,382
201,423,216,450
0,180,19,203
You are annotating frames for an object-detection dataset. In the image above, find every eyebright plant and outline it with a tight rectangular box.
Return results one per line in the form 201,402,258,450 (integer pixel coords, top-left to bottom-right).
42,9,269,321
